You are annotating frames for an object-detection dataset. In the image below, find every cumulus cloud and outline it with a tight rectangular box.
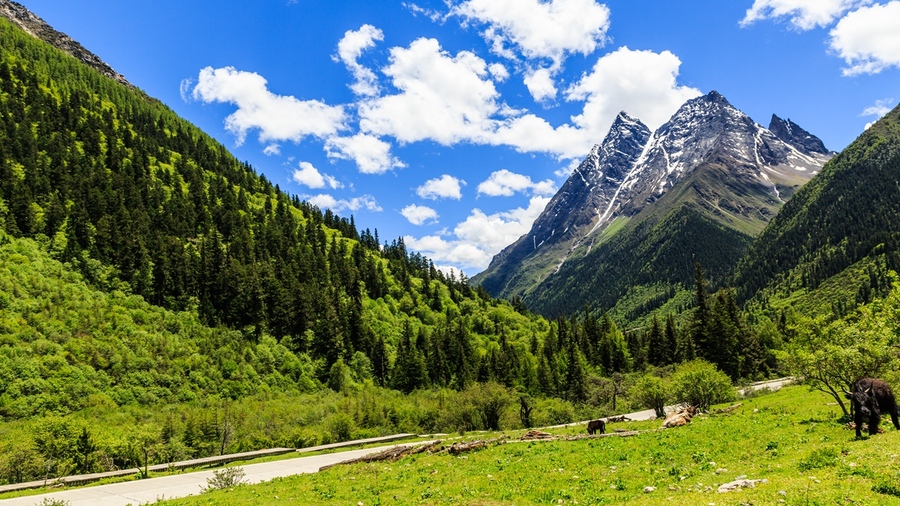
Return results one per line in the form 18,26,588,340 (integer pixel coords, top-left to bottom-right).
335,24,384,96
488,63,510,82
477,169,557,197
401,204,440,225
740,0,866,30
451,0,611,67
263,144,281,156
405,196,551,270
306,194,382,213
524,67,558,102
325,133,406,174
292,161,343,189
829,2,900,75
192,66,347,146
566,46,702,133
417,174,466,200
358,38,501,145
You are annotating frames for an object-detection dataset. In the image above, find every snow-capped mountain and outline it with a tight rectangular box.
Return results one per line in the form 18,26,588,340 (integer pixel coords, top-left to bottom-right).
474,90,832,313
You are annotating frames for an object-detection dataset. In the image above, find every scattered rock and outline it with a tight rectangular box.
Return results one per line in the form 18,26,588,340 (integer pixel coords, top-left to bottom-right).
717,478,768,493
644,486,656,493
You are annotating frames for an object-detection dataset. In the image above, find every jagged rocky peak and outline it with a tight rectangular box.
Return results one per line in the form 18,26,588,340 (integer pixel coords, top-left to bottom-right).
768,114,830,154
586,112,652,178
0,0,133,89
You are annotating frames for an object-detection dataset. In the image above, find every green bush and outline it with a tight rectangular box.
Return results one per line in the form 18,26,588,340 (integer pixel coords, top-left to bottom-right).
670,360,735,411
631,375,669,418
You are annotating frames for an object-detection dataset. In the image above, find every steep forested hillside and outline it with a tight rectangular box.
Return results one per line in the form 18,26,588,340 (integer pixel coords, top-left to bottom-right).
733,103,900,314
0,15,545,392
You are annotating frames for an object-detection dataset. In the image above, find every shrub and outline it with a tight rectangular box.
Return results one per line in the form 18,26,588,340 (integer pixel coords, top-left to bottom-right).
202,466,246,492
670,360,735,411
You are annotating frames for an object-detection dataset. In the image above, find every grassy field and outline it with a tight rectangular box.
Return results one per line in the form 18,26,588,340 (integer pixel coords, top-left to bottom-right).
161,385,900,505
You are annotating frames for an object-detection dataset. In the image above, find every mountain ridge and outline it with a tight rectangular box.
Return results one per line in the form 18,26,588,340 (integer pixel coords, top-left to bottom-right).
475,90,832,319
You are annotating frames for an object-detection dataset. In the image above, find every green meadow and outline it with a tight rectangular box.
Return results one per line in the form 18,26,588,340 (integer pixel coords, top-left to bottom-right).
162,385,900,505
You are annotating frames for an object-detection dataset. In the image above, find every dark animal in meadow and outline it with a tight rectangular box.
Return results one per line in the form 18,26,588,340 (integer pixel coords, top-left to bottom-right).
845,378,900,438
586,419,606,435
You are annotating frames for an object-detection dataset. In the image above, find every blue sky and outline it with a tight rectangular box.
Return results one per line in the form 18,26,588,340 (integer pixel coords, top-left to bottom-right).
28,0,900,275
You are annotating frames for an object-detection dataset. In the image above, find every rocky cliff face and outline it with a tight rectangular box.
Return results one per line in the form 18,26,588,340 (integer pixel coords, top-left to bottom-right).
475,90,833,308
768,114,831,155
0,0,133,89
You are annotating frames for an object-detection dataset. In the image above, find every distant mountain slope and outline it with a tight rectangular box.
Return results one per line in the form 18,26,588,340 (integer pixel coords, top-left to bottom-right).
733,103,900,312
476,91,831,319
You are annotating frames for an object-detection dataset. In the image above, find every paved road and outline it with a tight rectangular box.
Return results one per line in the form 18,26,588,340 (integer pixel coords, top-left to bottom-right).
0,443,411,506
548,376,795,428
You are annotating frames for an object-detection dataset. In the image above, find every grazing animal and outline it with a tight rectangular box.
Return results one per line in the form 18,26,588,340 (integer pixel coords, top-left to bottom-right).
586,419,606,435
662,405,698,428
845,378,900,438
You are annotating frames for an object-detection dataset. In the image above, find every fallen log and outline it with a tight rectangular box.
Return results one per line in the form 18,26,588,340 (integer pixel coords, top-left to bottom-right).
319,443,433,471
520,430,555,441
448,436,507,455
714,403,743,414
566,430,642,441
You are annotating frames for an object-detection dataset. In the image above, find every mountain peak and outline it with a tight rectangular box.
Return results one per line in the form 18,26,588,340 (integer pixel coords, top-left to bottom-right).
768,114,830,154
0,0,133,89
704,90,729,103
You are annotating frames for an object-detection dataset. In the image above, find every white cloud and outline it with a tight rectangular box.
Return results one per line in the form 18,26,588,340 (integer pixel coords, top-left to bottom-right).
401,204,440,225
335,24,384,97
179,78,194,102
417,174,466,200
325,133,406,174
405,196,551,270
451,0,611,67
740,0,867,30
862,97,895,129
263,144,281,156
523,67,558,102
306,194,382,213
404,2,444,22
192,66,347,145
292,161,342,189
490,114,590,159
477,169,557,197
830,1,900,75
566,46,702,133
358,38,501,145
488,63,510,82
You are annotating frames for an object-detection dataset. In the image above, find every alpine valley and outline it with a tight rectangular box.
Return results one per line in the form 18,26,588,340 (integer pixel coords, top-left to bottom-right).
3,0,900,501
474,91,834,322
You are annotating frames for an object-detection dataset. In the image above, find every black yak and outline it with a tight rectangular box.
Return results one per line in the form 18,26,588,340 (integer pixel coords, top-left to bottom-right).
845,378,900,438
586,419,606,435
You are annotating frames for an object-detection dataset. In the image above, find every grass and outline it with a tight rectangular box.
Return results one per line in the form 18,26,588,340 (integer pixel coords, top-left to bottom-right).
159,385,900,505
